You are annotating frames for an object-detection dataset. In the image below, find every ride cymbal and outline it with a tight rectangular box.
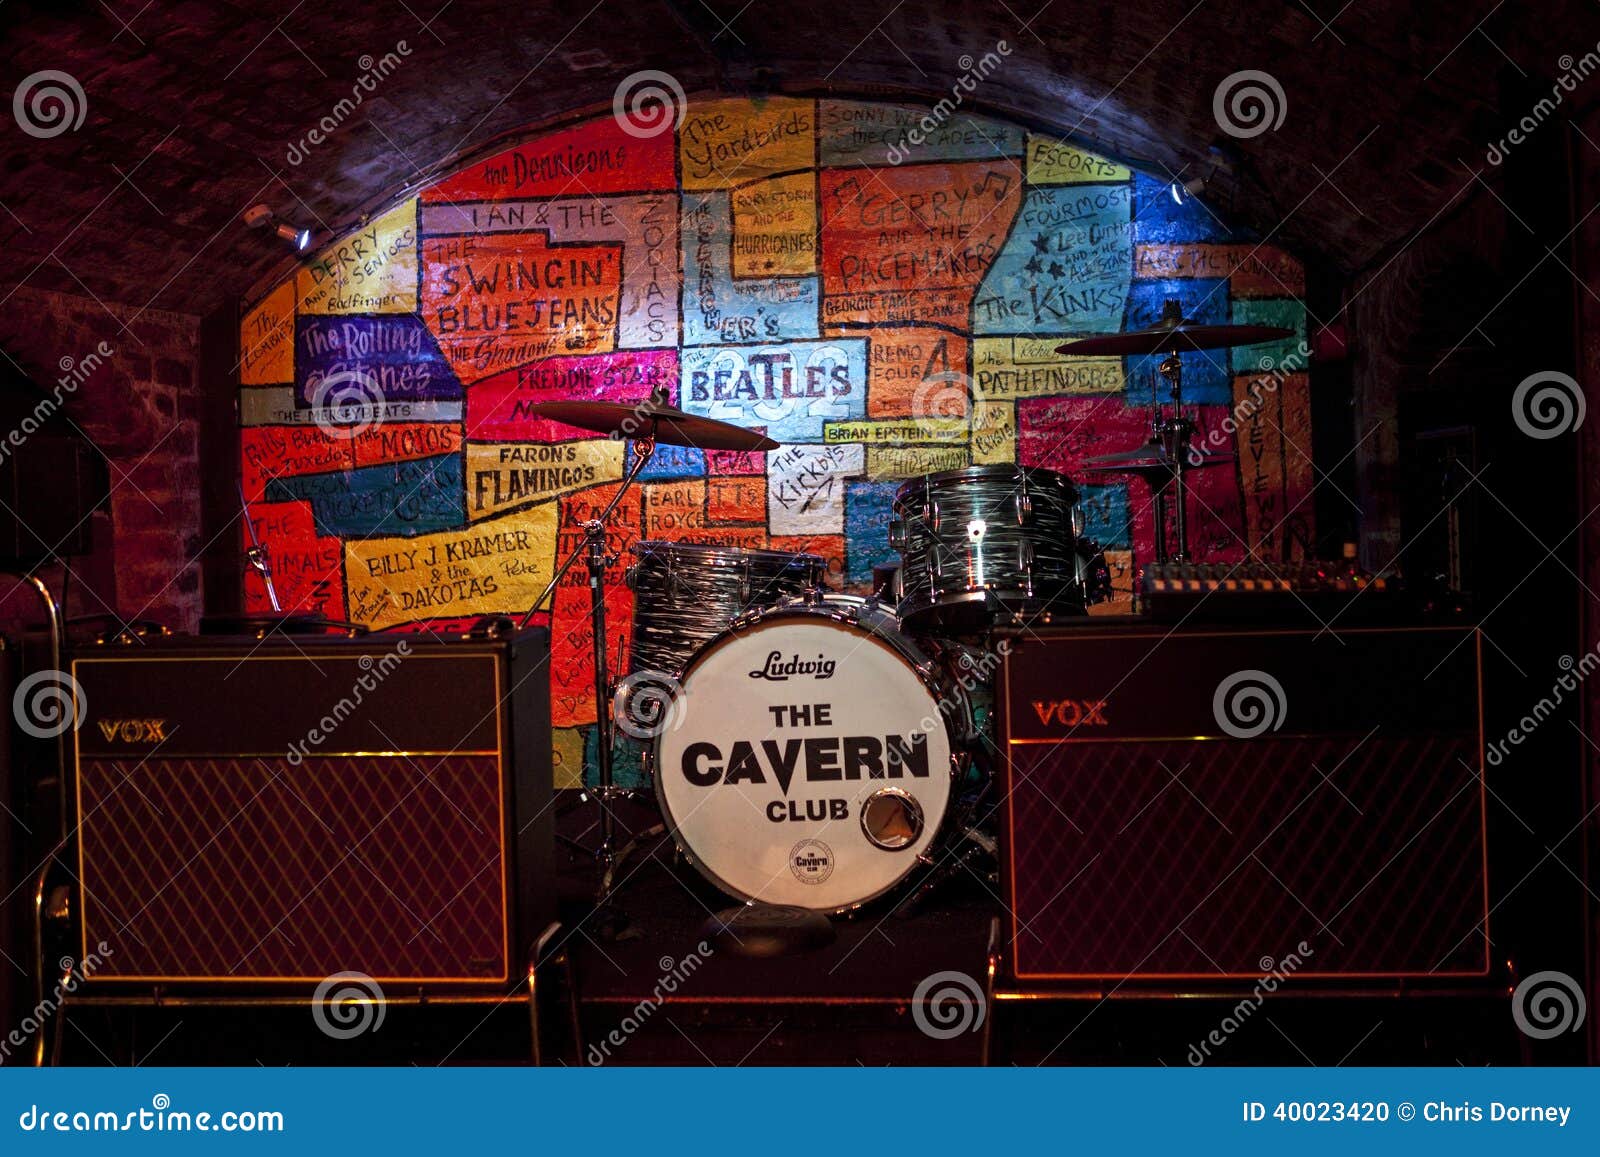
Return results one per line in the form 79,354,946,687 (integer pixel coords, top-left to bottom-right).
524,398,780,452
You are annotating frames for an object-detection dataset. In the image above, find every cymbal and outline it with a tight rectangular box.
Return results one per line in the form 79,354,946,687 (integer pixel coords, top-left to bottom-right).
1081,450,1236,473
525,399,781,452
1082,444,1164,466
1055,310,1293,357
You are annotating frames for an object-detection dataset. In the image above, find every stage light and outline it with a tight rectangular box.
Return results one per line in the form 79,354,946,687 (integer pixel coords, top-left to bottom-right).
1169,176,1207,204
242,203,313,252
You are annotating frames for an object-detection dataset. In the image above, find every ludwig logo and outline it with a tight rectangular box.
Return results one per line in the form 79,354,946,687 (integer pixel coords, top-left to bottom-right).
789,839,834,884
96,718,169,743
749,651,837,681
1030,699,1108,727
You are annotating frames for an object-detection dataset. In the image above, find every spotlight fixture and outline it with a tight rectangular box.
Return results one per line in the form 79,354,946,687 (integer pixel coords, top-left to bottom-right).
242,203,313,252
1168,176,1207,204
1169,146,1238,207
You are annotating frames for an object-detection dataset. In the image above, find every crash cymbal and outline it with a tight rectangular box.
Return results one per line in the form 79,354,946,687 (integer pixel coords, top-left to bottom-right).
1056,323,1292,357
1083,444,1164,466
1081,451,1236,473
525,399,781,452
1055,301,1292,357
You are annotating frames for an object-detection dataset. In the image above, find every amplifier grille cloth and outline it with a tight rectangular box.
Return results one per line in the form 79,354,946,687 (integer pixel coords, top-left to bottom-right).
1007,735,1485,979
78,755,505,982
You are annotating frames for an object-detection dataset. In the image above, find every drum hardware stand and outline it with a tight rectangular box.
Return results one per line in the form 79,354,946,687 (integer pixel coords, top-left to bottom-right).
1152,349,1199,565
520,429,659,897
898,824,997,917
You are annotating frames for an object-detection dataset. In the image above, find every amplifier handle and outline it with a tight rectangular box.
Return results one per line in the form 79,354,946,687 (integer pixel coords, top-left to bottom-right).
2,568,67,836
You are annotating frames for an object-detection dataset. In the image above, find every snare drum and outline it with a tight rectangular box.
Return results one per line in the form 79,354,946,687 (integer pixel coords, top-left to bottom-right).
654,595,970,913
625,541,827,676
890,464,1088,632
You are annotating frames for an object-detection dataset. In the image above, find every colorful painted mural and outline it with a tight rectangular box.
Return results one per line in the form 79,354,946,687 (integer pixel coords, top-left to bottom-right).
237,94,1313,787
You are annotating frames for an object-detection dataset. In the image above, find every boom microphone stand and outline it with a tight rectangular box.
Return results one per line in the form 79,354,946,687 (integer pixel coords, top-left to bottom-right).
519,428,657,883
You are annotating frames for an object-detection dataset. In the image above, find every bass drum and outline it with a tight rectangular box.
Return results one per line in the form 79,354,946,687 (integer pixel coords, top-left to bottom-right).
654,596,969,914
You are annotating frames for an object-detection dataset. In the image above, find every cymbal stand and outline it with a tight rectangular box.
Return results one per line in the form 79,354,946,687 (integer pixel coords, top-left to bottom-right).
520,427,657,887
1153,348,1198,564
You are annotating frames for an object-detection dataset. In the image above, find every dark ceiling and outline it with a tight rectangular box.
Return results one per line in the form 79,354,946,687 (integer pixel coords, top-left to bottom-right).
0,0,1593,316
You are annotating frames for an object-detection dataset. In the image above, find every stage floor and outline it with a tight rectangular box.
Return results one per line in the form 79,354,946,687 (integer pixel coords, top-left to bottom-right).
39,799,1532,1067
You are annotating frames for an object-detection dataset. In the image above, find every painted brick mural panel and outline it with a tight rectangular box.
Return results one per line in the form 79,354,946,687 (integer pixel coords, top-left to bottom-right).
238,94,1312,784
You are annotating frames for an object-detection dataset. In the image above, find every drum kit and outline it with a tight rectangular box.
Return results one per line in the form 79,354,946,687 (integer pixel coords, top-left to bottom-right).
519,303,1290,916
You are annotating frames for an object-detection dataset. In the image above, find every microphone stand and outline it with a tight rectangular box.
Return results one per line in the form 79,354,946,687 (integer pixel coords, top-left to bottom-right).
519,424,658,891
239,482,282,612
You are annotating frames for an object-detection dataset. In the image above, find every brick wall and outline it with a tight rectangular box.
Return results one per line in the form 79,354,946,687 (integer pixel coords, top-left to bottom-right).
0,288,203,632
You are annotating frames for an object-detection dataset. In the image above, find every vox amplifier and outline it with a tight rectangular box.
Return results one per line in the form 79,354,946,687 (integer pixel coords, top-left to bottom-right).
996,624,1487,984
68,628,552,987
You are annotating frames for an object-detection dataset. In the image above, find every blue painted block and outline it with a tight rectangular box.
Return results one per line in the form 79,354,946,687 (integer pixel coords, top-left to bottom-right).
680,339,867,443
1075,481,1132,548
265,453,466,538
975,184,1133,335
1230,297,1307,376
629,441,707,480
590,727,648,790
1131,172,1229,244
844,481,901,584
1123,278,1232,405
294,314,462,407
680,191,820,345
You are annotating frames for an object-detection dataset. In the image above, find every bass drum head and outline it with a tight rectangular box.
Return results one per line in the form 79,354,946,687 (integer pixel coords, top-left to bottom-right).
655,610,954,913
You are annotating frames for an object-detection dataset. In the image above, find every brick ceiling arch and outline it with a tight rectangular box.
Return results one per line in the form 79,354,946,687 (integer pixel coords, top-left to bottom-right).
0,0,1591,314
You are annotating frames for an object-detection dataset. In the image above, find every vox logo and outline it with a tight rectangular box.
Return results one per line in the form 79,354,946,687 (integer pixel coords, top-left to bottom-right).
1030,699,1108,727
96,718,169,743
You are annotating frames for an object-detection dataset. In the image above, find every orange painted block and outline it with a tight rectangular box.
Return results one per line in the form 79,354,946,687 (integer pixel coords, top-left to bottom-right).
558,483,642,592
708,475,766,524
350,422,462,467
1133,243,1305,297
769,533,846,587
420,231,622,384
642,479,708,540
862,328,970,418
1230,372,1316,559
819,161,1021,329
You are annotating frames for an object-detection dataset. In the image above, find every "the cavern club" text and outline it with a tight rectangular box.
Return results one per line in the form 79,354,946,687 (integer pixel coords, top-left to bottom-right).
678,701,930,823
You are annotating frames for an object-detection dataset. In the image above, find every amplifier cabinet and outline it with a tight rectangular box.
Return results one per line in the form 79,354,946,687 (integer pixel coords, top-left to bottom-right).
996,624,1487,984
68,628,551,987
